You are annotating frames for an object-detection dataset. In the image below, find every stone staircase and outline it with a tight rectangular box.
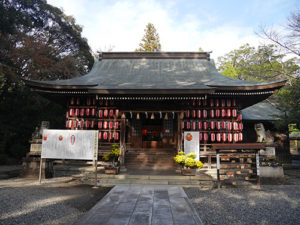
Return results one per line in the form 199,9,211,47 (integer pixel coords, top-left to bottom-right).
125,148,177,171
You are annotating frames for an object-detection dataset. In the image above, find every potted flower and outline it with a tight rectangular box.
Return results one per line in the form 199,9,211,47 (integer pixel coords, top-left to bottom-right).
174,152,203,176
103,144,121,174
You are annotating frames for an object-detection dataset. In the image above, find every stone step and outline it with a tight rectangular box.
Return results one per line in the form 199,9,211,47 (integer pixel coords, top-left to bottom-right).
98,178,214,187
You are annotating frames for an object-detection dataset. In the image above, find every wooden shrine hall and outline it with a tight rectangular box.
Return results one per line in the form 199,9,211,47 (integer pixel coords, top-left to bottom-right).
25,52,286,179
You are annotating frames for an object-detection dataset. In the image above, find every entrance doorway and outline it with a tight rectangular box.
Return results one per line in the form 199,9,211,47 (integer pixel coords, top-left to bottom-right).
124,112,178,172
127,113,177,150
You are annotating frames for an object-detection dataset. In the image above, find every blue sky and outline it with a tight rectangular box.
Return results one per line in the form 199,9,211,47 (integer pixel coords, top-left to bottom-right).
48,0,299,59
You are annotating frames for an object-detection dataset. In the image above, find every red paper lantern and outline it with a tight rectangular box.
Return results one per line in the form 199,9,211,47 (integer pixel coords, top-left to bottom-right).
98,121,102,129
197,121,202,130
222,133,227,142
210,121,215,130
67,120,73,128
221,99,226,107
233,133,239,142
203,99,207,106
142,129,148,135
109,109,114,117
103,132,108,140
237,113,243,121
69,108,74,117
98,131,102,140
233,122,238,131
186,121,191,130
192,121,196,130
104,109,108,117
222,121,226,130
215,99,220,107
203,133,208,141
103,121,108,129
199,133,202,141
203,121,208,130
109,121,114,129
98,110,103,118
75,108,79,116
216,133,221,142
221,109,226,118
239,133,243,142
70,97,75,105
114,121,119,129
92,98,96,105
80,109,85,117
211,133,216,142
86,108,90,117
191,110,196,118
210,109,215,118
66,111,69,119
185,110,190,118
79,120,84,129
114,132,119,140
115,109,119,117
86,98,91,106
227,109,231,117
76,98,80,105
216,109,220,118
91,109,96,117
238,123,243,131
228,133,233,142
203,110,208,118
109,132,113,141
90,121,95,128
85,120,90,128
227,99,231,107
210,99,214,107
197,110,201,118
232,109,237,117
227,122,232,130
216,121,221,130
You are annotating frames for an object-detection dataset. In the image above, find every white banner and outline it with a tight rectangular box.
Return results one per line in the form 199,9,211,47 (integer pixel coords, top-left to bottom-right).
184,131,200,160
41,130,98,160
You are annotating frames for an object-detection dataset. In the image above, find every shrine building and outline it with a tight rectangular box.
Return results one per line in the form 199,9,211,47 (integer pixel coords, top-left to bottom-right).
24,52,286,173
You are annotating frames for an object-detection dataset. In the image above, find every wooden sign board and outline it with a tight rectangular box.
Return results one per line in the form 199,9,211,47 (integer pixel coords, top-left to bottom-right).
41,129,98,160
184,131,200,160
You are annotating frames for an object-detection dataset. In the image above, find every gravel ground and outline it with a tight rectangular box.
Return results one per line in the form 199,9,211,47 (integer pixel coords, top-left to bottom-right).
0,178,111,225
184,169,300,225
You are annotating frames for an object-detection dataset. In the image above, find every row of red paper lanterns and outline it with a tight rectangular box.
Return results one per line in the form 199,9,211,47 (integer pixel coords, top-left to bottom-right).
198,132,243,142
182,121,243,131
184,109,242,119
191,99,237,107
66,120,119,129
98,131,119,141
67,108,120,118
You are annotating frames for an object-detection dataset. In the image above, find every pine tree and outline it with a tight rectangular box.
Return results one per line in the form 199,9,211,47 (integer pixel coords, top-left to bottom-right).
136,23,161,52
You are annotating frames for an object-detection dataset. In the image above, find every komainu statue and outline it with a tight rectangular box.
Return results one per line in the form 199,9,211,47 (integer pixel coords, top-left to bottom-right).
254,123,266,142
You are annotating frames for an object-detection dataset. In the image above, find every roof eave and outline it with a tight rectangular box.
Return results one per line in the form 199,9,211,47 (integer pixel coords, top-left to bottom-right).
211,80,287,91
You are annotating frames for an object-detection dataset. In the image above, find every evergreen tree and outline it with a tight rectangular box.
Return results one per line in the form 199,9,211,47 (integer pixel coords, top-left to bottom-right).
136,23,161,52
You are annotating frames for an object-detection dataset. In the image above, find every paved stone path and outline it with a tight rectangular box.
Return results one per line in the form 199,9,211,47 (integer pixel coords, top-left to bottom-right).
76,185,203,225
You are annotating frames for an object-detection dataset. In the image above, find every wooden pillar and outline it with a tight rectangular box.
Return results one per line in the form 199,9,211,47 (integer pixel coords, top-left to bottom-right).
120,116,126,166
177,112,182,152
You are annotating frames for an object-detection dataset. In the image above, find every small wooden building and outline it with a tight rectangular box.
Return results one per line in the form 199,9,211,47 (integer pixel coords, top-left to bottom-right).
25,52,286,173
